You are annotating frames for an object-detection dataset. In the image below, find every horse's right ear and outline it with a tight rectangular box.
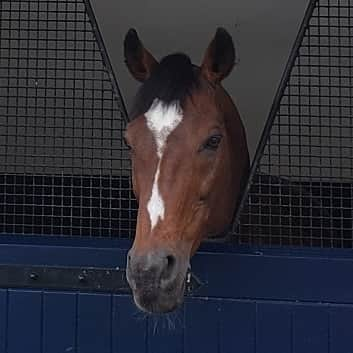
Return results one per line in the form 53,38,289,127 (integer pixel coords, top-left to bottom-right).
124,29,158,82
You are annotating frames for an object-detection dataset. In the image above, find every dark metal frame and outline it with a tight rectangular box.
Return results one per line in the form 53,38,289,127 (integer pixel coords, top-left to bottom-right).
234,0,353,248
234,0,318,227
0,263,202,294
0,0,138,238
83,0,129,123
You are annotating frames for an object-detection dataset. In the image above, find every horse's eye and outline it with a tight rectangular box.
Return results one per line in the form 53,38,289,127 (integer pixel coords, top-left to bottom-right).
202,134,223,151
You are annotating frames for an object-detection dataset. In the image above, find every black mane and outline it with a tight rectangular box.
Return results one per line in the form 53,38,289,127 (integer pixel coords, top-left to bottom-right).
130,53,199,119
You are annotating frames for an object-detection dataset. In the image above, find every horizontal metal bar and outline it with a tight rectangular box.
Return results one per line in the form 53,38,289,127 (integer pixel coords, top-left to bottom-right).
0,264,203,295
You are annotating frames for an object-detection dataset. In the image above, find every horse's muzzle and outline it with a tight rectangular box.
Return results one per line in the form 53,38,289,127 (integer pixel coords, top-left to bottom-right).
126,249,187,313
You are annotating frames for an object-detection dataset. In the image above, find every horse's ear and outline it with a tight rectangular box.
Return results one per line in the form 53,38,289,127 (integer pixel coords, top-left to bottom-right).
124,29,158,82
201,28,236,84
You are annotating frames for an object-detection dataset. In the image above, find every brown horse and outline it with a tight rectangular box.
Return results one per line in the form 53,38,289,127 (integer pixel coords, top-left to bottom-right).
123,28,249,313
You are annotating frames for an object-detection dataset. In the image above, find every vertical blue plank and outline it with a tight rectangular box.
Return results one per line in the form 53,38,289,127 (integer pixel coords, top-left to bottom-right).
77,293,111,353
256,303,292,353
112,295,146,353
293,305,329,353
147,306,184,353
7,290,42,353
43,291,77,353
0,290,8,353
184,298,219,353
329,306,353,353
219,300,256,353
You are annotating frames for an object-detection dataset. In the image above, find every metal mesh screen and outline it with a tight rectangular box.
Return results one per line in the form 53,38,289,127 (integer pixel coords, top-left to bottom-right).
235,0,353,247
0,0,137,237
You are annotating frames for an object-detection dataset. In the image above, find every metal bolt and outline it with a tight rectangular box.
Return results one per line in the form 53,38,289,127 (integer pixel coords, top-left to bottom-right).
78,274,86,282
186,272,191,284
29,272,38,280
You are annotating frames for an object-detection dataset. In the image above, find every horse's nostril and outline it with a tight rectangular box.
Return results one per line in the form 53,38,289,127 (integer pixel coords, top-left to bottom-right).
127,250,178,287
166,255,175,269
162,254,176,280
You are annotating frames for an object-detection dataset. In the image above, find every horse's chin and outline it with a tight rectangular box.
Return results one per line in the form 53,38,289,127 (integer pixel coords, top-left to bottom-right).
132,279,186,314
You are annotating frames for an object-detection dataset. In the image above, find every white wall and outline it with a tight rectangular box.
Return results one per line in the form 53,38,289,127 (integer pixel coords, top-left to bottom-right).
91,0,309,158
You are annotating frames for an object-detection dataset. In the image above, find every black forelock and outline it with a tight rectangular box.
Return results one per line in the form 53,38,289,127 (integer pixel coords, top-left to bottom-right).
130,53,200,119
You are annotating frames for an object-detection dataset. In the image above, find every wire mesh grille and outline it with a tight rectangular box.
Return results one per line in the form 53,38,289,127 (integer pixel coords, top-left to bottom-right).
0,0,137,237
235,0,353,248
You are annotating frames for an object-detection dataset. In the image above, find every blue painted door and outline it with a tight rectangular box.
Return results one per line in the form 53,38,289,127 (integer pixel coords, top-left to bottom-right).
1,236,353,353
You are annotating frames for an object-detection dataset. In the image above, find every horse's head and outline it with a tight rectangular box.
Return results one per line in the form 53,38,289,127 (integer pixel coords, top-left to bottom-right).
124,28,249,313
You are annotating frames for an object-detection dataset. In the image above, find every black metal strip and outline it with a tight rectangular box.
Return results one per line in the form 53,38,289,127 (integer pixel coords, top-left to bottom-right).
0,265,203,295
233,0,319,228
83,0,130,122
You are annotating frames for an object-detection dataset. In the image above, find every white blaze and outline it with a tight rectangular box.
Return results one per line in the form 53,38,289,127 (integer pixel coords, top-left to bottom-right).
145,99,183,230
147,161,163,230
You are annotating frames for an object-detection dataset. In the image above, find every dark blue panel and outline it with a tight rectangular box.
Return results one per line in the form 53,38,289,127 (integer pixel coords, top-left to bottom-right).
77,293,112,353
43,291,77,353
219,300,256,353
329,306,353,353
293,305,329,353
147,307,184,353
112,295,146,353
0,290,8,353
7,290,42,353
184,298,219,353
256,302,292,353
2,235,353,353
0,243,128,269
2,238,353,305
191,251,353,303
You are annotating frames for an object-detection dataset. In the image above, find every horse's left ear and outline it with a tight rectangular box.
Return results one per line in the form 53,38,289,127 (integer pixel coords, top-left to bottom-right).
124,28,158,82
201,28,236,84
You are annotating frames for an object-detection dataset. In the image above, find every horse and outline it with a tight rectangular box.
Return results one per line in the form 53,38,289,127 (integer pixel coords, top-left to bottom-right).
123,27,249,313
